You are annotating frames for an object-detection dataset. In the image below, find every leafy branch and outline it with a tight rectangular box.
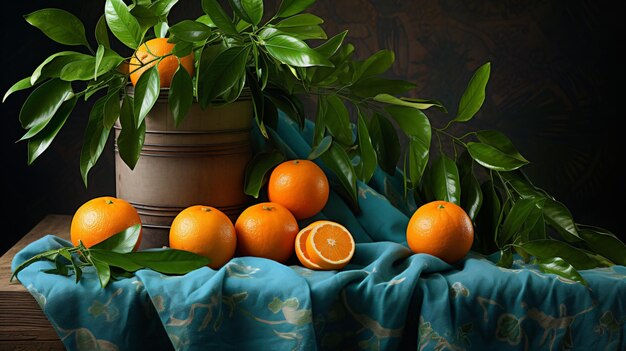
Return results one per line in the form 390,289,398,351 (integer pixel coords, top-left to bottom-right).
11,224,210,288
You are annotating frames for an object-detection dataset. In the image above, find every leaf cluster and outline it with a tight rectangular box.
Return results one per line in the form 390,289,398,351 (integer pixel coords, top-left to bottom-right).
11,224,210,288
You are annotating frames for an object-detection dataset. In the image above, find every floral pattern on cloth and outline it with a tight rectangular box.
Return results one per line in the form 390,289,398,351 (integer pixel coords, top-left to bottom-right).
12,115,626,350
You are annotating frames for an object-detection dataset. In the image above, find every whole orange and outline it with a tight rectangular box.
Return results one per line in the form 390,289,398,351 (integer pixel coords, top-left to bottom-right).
406,200,474,264
70,196,142,249
129,38,194,87
268,159,329,220
234,202,299,263
169,205,236,269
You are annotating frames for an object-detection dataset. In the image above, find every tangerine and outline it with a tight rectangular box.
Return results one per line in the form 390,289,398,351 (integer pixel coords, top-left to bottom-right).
235,202,299,263
169,205,236,269
406,200,474,264
129,38,194,87
70,196,142,249
268,159,329,220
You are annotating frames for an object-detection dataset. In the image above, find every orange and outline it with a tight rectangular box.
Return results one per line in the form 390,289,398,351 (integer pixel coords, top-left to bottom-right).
268,159,330,220
169,205,236,269
129,38,194,87
304,221,355,270
70,196,142,249
406,200,474,264
294,222,325,270
234,202,299,263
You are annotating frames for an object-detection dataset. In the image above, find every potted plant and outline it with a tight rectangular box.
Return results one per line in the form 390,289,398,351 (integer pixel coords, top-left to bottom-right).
5,0,625,281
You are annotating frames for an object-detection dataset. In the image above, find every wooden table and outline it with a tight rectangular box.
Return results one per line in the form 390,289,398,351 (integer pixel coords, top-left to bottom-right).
0,215,69,350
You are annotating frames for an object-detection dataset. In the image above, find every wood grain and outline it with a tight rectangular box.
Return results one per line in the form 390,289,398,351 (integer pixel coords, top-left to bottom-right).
0,215,70,350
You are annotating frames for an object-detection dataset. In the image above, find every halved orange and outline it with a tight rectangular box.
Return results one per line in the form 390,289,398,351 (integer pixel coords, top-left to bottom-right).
304,221,355,270
294,225,323,270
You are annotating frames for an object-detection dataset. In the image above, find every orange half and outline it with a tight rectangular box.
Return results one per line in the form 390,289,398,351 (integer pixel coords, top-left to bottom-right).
305,221,355,270
294,226,323,270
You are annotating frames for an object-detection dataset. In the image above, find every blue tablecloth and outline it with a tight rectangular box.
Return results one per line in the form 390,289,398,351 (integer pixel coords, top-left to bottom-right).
12,115,626,350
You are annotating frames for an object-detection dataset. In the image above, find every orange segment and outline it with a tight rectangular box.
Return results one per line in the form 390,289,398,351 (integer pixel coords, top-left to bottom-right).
305,222,355,270
294,227,323,270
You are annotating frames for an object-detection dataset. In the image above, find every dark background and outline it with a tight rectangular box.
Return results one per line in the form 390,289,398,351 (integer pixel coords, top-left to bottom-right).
2,0,624,255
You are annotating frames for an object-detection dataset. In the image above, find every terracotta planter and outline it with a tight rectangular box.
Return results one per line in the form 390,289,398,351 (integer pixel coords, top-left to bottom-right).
114,89,253,248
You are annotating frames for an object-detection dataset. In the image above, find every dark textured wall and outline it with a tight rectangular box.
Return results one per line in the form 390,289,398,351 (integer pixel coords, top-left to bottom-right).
2,1,624,254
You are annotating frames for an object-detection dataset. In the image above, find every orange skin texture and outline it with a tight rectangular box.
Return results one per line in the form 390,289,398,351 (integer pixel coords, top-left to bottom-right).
268,160,329,220
406,200,474,264
169,205,236,269
235,202,299,263
70,196,142,250
129,38,194,87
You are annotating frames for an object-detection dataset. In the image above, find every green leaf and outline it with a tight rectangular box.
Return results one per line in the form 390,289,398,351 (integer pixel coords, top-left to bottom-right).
89,250,143,272
275,14,326,40
499,198,545,246
60,51,124,81
19,79,72,139
172,41,194,57
90,256,112,288
467,142,528,171
94,45,105,81
3,77,32,103
320,142,358,206
579,226,626,266
24,8,89,47
384,105,431,142
352,79,416,99
431,155,461,204
454,62,491,122
230,0,263,26
277,0,315,17
27,97,77,165
150,0,180,17
125,249,210,274
522,239,597,270
244,151,285,198
117,95,145,170
201,0,238,36
103,92,121,130
474,180,501,254
264,35,333,67
368,114,400,175
314,30,348,57
133,65,160,127
169,65,193,127
169,20,212,42
496,248,513,268
323,96,352,145
95,15,111,48
11,248,63,282
92,224,141,253
198,46,250,107
542,199,581,242
399,97,447,112
308,135,332,160
375,93,426,109
154,22,170,38
264,89,303,129
476,130,528,163
460,172,482,222
534,257,587,286
31,51,92,85
408,139,429,188
80,97,112,187
247,71,268,138
105,0,144,49
355,50,394,80
356,111,377,183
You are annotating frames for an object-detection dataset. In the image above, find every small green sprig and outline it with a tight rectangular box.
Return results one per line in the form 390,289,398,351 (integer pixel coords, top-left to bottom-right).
11,224,210,288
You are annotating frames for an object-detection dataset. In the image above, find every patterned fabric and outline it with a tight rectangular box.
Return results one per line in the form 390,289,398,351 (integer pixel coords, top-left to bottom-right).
12,115,626,350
